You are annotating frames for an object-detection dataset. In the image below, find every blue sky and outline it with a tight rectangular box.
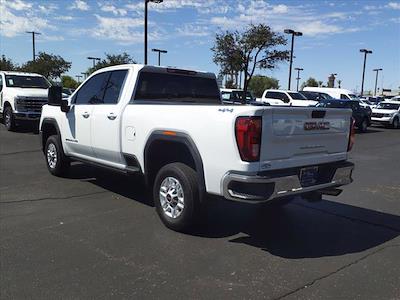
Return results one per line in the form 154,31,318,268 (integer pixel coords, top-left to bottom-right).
1,0,399,92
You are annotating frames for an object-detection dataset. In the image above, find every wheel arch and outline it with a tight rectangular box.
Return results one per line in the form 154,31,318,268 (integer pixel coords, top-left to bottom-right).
40,118,61,153
144,131,206,198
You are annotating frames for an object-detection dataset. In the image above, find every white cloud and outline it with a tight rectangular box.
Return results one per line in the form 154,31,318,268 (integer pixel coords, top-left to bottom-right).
272,4,288,14
0,1,53,37
177,24,210,37
100,4,127,16
3,0,32,11
54,16,75,21
387,2,400,9
70,0,89,11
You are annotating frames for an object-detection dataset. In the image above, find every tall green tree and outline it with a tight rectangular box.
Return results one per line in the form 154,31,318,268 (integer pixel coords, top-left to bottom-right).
212,24,289,103
0,55,18,71
248,75,279,97
61,75,79,89
87,52,136,74
300,77,319,90
20,52,71,80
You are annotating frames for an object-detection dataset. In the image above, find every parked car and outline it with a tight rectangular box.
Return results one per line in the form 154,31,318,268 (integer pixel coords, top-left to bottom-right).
371,101,400,128
317,99,371,132
299,90,333,101
40,64,355,232
0,71,50,131
260,89,318,106
303,87,357,100
389,95,400,102
221,88,255,104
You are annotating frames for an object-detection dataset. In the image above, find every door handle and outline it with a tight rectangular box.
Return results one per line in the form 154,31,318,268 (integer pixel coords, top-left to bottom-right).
107,113,117,120
82,112,90,118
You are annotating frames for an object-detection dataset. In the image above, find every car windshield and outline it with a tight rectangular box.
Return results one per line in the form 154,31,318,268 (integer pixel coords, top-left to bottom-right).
288,92,307,100
376,103,400,110
5,75,50,89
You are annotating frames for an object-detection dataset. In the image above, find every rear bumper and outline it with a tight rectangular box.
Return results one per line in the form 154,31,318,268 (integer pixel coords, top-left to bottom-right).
222,161,354,203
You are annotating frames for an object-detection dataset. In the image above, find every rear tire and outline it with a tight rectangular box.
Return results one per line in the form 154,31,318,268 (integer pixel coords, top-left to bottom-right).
153,163,201,232
45,135,70,176
4,106,16,131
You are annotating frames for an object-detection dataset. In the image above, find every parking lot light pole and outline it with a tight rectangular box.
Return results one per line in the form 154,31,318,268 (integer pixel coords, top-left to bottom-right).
373,68,382,96
294,67,303,91
359,49,373,96
144,0,163,65
284,29,302,90
26,31,41,61
87,57,101,69
152,48,167,66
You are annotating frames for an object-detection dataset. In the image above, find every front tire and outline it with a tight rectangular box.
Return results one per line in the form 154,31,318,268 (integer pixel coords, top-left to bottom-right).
45,135,70,176
153,163,201,232
392,117,399,129
4,106,16,131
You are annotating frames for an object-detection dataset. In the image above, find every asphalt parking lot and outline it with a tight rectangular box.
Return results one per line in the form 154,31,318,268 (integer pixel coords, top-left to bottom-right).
1,124,399,299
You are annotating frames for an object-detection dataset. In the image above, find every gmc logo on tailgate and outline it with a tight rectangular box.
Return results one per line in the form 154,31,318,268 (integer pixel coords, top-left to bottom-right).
304,121,330,130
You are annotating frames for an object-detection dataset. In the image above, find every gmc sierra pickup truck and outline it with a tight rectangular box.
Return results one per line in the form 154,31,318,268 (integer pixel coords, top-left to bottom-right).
40,64,355,232
1,71,50,131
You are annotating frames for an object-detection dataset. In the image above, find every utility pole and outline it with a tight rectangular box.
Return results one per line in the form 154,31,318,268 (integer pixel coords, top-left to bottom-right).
359,49,373,96
284,29,302,90
76,75,83,83
26,31,41,61
373,68,382,96
294,67,303,91
151,48,167,66
87,57,101,68
81,72,88,79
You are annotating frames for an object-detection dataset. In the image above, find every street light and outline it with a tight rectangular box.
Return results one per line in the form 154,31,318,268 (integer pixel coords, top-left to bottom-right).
359,49,373,96
76,75,83,83
144,0,163,65
87,56,101,68
26,31,41,61
373,68,383,96
294,67,303,91
284,29,302,90
152,48,167,66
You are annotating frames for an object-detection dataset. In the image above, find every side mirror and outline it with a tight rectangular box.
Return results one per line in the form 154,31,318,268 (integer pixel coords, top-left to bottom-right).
61,99,70,113
48,86,62,106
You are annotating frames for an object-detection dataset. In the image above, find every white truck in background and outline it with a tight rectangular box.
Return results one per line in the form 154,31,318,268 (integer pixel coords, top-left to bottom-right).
0,71,50,131
260,89,318,106
39,64,355,232
303,87,358,100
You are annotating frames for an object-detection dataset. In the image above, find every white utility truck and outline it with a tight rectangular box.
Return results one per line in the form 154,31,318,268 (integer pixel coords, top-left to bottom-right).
40,64,355,231
0,71,50,131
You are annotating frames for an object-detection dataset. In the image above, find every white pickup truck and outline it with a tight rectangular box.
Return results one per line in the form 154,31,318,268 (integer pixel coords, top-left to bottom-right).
40,64,355,232
260,89,318,106
0,71,50,131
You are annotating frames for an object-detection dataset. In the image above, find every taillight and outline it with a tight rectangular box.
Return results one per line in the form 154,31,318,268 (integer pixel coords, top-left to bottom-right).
235,116,262,162
347,118,355,151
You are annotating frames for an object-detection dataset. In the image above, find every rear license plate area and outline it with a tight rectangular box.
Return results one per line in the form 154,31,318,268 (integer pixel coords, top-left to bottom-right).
300,166,319,187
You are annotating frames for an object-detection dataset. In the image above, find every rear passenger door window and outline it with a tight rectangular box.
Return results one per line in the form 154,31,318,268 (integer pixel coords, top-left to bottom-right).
102,70,128,104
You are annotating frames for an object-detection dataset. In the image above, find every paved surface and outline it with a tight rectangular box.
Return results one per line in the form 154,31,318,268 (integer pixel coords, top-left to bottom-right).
1,123,399,299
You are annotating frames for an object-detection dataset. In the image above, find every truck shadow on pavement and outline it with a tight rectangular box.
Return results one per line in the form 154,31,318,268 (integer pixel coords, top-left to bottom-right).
197,198,400,259
67,163,400,259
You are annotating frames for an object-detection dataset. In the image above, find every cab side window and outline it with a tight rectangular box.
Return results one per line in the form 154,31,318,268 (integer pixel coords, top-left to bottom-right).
340,94,350,100
280,93,290,103
102,70,128,104
74,72,109,105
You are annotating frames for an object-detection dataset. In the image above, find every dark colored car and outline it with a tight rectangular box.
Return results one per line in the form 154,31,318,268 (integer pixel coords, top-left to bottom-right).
300,91,333,101
221,89,270,106
316,99,372,132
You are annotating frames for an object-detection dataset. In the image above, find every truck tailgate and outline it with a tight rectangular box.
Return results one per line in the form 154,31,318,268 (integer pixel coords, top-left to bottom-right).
259,107,352,171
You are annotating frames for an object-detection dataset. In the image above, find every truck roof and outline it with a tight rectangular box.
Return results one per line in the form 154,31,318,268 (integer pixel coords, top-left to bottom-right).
0,71,44,77
91,64,215,79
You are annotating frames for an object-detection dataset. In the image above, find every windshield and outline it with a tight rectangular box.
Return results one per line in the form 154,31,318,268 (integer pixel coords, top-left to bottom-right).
5,75,50,89
288,92,307,100
376,103,400,110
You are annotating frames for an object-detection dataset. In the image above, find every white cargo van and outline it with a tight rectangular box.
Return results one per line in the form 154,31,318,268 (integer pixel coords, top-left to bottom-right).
303,87,357,100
